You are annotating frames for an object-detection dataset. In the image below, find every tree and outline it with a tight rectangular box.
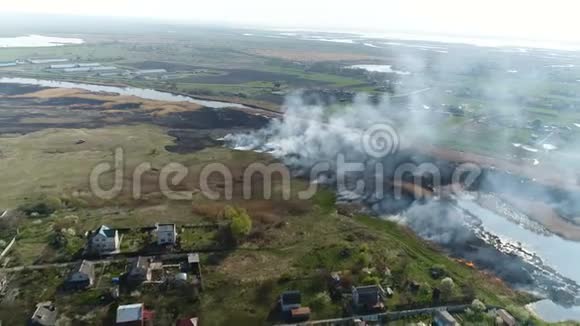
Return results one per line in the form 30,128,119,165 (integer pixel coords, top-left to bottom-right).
19,195,61,217
440,277,455,299
50,230,68,249
471,299,486,312
224,206,252,241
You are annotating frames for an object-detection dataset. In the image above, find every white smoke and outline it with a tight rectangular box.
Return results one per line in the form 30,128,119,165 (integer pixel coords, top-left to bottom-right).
225,93,404,167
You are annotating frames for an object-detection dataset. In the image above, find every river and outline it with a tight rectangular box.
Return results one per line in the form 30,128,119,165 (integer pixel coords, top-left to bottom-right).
0,35,84,47
2,77,579,322
0,77,251,110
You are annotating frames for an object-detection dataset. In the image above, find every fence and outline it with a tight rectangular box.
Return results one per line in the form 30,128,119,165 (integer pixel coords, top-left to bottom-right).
0,237,16,262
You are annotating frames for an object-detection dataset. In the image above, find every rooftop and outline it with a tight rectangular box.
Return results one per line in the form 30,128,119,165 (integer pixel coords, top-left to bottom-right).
354,285,381,306
95,225,116,238
72,260,95,279
31,301,57,326
156,223,176,232
434,310,458,324
136,69,167,74
281,291,301,305
188,253,200,264
130,256,152,274
116,303,143,323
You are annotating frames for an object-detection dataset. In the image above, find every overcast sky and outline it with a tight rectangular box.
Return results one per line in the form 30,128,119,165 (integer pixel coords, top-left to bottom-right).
4,0,580,44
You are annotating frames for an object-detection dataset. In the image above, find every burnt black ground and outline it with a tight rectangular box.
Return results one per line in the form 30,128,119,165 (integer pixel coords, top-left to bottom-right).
0,83,269,153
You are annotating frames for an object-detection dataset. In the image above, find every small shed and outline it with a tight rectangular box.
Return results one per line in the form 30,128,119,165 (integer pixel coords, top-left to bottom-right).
291,307,310,321
187,253,200,271
280,291,301,312
30,302,57,326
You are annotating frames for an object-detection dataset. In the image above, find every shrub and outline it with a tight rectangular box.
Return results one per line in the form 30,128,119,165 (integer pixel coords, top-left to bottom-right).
309,292,331,310
356,252,372,268
19,195,62,217
62,196,88,208
224,206,252,241
359,243,370,253
360,274,381,285
440,277,455,298
44,196,62,210
471,298,486,312
50,230,68,249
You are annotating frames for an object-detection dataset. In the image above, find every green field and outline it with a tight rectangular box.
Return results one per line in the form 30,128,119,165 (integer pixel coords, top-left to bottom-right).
2,25,580,325
0,122,549,325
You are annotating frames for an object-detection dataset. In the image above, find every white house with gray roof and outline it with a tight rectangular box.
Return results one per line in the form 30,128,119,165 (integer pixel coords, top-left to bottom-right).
89,225,120,254
155,223,177,246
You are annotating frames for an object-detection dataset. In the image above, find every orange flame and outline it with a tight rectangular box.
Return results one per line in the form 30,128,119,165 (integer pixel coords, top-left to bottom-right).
455,258,476,269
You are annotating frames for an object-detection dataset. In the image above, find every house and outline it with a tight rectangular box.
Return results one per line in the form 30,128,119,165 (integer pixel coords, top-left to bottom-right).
77,63,101,68
279,291,302,312
496,309,516,326
136,69,167,75
27,58,69,64
127,257,152,284
89,225,120,254
184,253,203,290
186,253,201,274
176,317,198,326
92,66,118,71
352,285,385,312
434,310,460,326
65,260,95,289
187,253,200,269
49,64,76,69
155,223,177,246
64,67,92,73
116,303,153,326
29,302,57,326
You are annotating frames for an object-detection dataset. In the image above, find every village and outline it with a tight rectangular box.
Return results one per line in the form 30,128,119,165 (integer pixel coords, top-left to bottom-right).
0,21,571,325
0,212,521,326
0,57,178,81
